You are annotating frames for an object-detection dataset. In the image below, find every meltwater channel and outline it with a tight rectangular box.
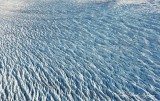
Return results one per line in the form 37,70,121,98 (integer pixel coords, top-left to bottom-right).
0,0,160,100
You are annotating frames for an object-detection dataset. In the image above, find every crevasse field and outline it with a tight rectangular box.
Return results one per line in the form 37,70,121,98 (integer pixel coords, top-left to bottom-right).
0,0,160,100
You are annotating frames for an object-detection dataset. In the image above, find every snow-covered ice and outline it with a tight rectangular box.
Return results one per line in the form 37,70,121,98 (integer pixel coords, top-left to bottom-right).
0,0,160,100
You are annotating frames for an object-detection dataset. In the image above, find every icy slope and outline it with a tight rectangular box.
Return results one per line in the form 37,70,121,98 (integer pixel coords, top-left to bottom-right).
0,0,160,100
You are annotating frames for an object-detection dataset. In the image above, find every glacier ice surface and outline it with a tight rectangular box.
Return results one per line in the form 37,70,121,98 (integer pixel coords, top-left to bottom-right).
0,0,160,100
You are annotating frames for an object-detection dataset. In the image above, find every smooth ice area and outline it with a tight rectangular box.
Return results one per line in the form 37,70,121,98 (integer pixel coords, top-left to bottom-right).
0,0,160,100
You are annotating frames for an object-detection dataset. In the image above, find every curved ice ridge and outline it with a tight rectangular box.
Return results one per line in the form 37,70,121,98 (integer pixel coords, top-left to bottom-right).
0,0,160,101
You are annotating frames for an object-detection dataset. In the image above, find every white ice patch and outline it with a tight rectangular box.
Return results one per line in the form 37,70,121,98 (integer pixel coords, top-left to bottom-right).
117,0,148,5
73,0,110,3
0,0,25,12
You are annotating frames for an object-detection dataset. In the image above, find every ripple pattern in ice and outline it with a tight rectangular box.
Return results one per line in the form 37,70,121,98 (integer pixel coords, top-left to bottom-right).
0,0,160,100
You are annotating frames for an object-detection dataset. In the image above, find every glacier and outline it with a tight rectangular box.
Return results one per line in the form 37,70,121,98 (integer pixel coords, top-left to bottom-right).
0,0,160,100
